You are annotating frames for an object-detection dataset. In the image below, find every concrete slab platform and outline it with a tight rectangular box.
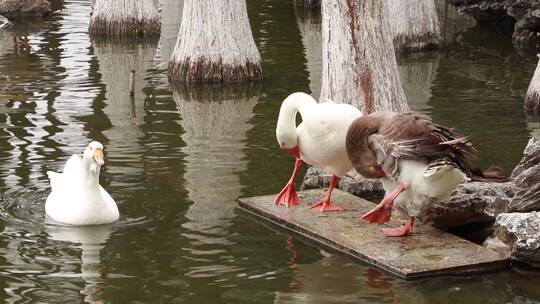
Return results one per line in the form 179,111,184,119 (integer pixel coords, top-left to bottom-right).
238,189,508,280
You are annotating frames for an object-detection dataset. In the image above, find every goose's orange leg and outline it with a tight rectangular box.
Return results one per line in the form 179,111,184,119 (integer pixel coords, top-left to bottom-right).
362,181,407,224
274,159,303,207
382,216,414,237
309,175,343,212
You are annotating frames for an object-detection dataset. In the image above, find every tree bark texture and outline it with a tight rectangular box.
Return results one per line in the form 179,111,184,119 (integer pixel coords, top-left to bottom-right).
168,0,263,83
525,56,540,113
89,0,160,37
387,0,442,52
320,0,409,114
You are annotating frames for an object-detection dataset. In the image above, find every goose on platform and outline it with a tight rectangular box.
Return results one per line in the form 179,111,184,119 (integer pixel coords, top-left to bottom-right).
45,141,119,226
345,111,506,237
275,92,362,211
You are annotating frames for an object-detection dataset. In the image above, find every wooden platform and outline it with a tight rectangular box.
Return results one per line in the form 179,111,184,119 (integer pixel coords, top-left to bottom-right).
238,189,508,280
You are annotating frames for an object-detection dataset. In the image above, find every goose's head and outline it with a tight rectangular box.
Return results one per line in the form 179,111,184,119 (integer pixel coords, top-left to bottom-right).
276,94,306,159
83,141,105,166
276,128,300,159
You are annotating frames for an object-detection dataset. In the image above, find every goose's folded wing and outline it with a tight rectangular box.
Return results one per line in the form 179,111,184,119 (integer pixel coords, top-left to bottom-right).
368,112,477,178
47,171,62,192
302,102,361,143
63,155,82,176
48,155,82,192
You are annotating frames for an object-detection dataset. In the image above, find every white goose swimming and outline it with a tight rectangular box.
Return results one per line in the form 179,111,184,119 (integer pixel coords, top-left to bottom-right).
45,141,119,226
275,92,362,211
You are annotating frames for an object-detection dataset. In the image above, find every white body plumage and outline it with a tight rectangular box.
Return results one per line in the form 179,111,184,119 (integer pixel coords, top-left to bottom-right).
382,159,467,220
276,92,362,177
45,142,119,226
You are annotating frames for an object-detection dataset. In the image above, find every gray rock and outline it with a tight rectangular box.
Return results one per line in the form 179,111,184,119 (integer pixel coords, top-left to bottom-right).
337,170,384,201
431,181,514,228
301,167,384,201
302,167,514,228
483,236,512,259
449,0,540,45
509,138,540,212
511,137,540,177
495,212,540,267
0,0,50,20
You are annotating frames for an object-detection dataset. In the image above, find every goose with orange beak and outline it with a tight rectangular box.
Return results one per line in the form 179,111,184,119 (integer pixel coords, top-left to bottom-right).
275,92,362,211
45,141,119,225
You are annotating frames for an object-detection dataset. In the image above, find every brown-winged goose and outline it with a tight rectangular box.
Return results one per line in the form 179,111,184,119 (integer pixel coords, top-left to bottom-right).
345,111,504,236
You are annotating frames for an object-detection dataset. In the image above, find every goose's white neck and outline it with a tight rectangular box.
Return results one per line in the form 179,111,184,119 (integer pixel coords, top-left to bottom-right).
81,158,101,190
276,93,317,148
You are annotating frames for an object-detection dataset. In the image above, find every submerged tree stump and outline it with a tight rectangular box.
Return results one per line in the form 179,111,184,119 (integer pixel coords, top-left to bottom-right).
168,0,263,83
89,0,160,37
387,0,442,52
320,0,409,113
525,56,540,113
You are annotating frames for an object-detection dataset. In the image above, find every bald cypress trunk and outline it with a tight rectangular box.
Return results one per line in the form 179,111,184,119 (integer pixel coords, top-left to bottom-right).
320,0,408,113
89,0,160,37
525,56,540,113
168,0,263,83
387,0,442,52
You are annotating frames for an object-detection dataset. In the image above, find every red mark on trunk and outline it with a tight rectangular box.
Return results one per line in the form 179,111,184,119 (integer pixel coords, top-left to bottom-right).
361,70,374,114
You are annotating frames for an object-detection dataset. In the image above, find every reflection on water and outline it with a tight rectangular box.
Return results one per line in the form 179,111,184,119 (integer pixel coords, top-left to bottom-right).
295,6,322,99
526,114,540,139
274,252,399,304
175,84,258,279
177,84,258,235
93,40,156,184
0,0,539,302
157,0,184,65
398,52,440,112
45,224,113,303
435,0,476,44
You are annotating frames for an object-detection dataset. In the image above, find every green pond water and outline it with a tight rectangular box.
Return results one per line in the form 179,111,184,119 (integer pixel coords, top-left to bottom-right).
0,0,539,303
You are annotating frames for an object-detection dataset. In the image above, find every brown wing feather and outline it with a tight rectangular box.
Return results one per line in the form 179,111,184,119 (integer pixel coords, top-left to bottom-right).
367,112,478,178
